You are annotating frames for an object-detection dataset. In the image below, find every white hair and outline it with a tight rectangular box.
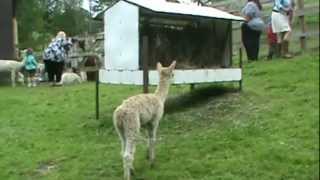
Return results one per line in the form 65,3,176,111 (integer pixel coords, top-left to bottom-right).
56,31,66,39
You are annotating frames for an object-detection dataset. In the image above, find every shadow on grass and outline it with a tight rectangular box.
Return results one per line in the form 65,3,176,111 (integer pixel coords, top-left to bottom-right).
95,84,239,129
165,84,239,114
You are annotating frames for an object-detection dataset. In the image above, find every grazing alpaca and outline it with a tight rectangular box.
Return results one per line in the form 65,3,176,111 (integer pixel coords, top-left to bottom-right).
113,61,176,180
59,72,82,85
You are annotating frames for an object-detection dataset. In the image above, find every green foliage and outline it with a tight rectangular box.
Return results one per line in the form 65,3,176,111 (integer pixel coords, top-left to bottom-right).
16,0,46,49
16,0,92,50
0,52,318,179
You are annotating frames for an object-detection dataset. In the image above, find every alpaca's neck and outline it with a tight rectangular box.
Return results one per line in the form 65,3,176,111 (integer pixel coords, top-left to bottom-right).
155,78,171,102
17,62,24,70
13,62,24,71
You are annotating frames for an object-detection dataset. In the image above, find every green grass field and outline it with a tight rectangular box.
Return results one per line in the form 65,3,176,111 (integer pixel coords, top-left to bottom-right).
0,52,319,180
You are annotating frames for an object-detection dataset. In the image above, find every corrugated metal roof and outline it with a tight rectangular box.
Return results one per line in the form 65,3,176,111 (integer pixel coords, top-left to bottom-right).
123,0,245,21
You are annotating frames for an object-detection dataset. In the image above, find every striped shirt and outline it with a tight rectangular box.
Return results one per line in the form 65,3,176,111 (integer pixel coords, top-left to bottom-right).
273,0,292,12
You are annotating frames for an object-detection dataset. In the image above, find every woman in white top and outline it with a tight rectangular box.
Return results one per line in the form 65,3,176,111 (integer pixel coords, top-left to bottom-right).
271,0,295,58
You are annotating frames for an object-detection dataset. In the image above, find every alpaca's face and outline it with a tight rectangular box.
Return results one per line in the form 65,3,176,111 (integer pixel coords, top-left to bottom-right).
157,61,176,81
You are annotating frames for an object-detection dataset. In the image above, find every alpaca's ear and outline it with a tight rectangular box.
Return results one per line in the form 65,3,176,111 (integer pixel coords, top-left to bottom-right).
169,61,176,70
157,62,163,70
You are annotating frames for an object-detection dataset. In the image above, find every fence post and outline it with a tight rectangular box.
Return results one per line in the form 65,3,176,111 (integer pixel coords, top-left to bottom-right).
142,36,149,93
95,69,99,120
95,55,100,120
297,0,307,51
239,47,243,91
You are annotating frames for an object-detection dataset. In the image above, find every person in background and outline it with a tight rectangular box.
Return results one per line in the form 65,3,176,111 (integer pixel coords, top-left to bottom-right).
43,31,72,86
271,0,295,58
241,0,265,61
288,0,296,26
23,48,38,87
267,17,278,59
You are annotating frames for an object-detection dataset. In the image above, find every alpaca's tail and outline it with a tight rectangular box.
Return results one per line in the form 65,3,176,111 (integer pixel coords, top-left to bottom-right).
113,108,125,145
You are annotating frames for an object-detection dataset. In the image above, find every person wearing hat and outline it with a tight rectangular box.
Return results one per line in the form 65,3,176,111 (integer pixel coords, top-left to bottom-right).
23,48,38,87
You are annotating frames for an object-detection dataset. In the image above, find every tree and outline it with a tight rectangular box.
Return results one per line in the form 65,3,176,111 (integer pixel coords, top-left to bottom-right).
16,0,91,50
89,0,113,14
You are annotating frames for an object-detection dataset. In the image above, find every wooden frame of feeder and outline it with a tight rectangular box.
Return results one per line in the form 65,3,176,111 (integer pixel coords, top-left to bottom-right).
95,0,245,119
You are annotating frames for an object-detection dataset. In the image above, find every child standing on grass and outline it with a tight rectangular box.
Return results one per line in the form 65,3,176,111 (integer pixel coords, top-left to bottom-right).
24,48,38,87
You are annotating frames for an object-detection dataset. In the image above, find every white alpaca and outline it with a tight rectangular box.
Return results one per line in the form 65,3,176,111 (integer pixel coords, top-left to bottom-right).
37,63,45,81
59,72,82,85
113,61,176,180
0,60,25,87
79,71,87,82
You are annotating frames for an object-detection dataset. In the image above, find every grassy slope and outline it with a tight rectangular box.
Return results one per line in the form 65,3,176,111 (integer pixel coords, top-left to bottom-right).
0,52,318,180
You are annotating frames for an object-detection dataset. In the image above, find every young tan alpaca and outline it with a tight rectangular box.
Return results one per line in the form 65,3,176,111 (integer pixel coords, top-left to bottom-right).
113,61,176,180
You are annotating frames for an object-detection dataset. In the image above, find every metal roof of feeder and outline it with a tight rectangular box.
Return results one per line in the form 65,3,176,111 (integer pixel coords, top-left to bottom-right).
102,0,244,21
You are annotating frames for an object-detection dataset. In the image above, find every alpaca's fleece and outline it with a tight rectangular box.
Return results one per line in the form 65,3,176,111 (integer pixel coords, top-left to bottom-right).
60,72,82,85
115,94,164,125
0,60,25,87
0,60,23,72
37,63,45,74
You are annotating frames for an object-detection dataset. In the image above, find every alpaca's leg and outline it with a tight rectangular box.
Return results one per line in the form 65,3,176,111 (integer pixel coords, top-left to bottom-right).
114,121,126,156
123,137,136,180
119,130,126,157
123,117,140,180
117,132,125,156
77,77,82,84
27,77,32,87
148,120,160,167
121,135,126,157
18,72,25,85
11,70,16,87
146,124,152,160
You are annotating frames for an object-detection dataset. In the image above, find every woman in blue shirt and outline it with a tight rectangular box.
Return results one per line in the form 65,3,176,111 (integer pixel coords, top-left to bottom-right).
241,0,265,61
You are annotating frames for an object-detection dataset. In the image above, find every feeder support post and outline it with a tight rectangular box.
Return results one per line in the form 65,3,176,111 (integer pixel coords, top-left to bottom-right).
142,36,149,93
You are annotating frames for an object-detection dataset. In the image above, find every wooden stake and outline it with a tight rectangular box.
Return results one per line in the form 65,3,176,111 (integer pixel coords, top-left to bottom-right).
239,47,243,91
298,0,307,51
95,69,100,120
142,36,149,93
